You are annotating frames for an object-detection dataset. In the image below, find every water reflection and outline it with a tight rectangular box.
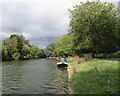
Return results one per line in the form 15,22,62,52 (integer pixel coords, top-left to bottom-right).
44,67,68,94
55,67,68,94
2,61,24,94
2,59,68,94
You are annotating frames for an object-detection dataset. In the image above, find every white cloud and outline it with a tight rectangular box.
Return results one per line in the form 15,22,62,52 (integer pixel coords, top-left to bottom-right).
0,31,9,37
0,0,119,48
22,32,32,40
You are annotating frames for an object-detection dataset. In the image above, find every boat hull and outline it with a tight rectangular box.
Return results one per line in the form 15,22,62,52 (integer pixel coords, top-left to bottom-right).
57,62,68,67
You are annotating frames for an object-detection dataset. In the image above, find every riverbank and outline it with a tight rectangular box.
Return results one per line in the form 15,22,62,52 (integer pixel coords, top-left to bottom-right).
67,58,118,94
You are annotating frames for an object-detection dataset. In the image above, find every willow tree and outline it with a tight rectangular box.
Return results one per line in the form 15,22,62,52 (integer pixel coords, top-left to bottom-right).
69,1,118,57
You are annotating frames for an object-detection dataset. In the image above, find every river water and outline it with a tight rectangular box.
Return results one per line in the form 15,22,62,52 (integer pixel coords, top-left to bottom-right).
2,59,68,94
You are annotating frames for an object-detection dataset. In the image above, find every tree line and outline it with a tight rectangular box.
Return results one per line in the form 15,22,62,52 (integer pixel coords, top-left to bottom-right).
45,1,119,58
0,34,46,61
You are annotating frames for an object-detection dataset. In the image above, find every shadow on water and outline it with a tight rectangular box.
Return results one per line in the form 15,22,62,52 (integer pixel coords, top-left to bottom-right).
42,66,68,94
55,67,68,94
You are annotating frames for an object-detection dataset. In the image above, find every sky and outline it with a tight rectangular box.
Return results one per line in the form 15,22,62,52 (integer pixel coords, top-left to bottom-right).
0,0,119,49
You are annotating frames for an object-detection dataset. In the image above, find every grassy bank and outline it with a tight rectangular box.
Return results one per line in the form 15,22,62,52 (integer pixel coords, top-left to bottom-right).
68,57,119,94
93,58,120,61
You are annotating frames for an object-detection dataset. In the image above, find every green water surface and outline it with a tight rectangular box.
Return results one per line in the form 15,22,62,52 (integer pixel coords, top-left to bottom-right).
2,59,68,94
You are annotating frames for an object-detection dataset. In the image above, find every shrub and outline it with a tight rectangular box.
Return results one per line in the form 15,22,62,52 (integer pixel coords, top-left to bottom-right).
83,54,92,61
94,53,105,58
67,56,73,63
12,53,20,60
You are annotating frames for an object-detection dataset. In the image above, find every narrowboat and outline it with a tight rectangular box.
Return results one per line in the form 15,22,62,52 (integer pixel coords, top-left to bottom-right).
57,57,68,67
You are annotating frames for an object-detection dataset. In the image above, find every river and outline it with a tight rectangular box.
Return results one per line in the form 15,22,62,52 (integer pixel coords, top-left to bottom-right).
2,59,68,94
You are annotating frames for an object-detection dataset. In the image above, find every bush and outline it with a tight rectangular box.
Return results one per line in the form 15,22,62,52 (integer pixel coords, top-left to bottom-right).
78,53,84,57
83,54,92,61
94,51,120,58
94,53,109,58
12,53,20,60
73,55,80,64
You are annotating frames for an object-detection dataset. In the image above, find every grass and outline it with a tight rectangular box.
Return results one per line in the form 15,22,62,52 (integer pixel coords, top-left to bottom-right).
93,58,120,61
68,58,119,94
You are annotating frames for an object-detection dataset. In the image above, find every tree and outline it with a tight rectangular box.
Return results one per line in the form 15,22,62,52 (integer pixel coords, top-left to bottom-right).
2,36,19,60
24,40,29,45
68,1,118,57
21,44,31,59
52,34,75,57
2,34,46,61
45,42,55,57
29,45,46,59
41,49,46,58
2,44,9,60
10,34,25,55
12,53,20,60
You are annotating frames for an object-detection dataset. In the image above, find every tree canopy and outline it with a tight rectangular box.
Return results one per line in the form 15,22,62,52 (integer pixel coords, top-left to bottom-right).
68,1,119,57
45,42,56,57
52,34,75,57
2,34,46,61
45,1,119,58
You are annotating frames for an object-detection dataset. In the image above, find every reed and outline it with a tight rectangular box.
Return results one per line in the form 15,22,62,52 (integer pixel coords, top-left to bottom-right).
83,53,92,61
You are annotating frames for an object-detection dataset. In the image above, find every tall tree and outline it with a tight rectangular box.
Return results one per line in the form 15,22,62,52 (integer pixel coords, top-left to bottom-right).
10,34,25,55
2,35,19,60
69,1,118,57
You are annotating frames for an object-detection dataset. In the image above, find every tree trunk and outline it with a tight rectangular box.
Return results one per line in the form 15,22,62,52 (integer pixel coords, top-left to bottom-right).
91,52,95,58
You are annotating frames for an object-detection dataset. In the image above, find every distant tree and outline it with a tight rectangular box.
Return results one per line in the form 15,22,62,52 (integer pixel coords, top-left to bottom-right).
21,44,31,59
68,1,118,57
45,42,56,57
2,44,9,60
2,34,46,61
52,34,75,57
12,53,20,60
10,34,25,54
24,40,29,45
40,49,46,58
2,36,19,60
29,45,46,59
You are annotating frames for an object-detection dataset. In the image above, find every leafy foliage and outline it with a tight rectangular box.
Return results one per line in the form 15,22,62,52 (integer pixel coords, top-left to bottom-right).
30,45,46,59
52,34,75,57
68,1,119,57
110,51,120,58
2,34,46,61
45,42,55,57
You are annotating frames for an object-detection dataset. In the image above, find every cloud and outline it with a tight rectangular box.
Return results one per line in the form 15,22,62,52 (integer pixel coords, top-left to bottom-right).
0,31,9,37
22,32,32,40
0,0,119,48
1,1,73,47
